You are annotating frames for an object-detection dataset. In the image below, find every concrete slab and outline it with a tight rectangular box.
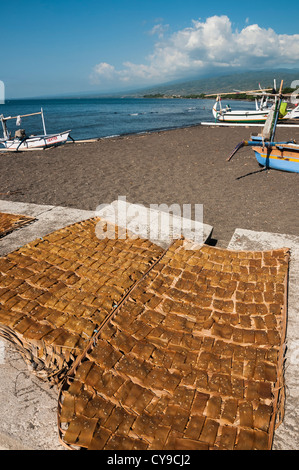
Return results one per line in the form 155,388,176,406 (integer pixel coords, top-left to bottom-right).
0,200,95,257
0,199,213,256
0,200,55,218
228,228,299,451
0,343,65,450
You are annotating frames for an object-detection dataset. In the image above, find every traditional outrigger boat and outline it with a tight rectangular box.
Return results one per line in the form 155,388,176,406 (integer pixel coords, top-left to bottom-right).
211,81,298,124
227,81,299,173
0,108,72,151
212,93,273,124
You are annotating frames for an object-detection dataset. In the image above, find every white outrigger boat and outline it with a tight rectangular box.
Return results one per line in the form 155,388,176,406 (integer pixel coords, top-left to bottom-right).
0,108,72,151
211,81,299,124
212,94,273,124
212,95,299,124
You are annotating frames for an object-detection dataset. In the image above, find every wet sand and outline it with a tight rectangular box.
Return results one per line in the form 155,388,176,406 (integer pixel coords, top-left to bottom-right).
0,124,298,246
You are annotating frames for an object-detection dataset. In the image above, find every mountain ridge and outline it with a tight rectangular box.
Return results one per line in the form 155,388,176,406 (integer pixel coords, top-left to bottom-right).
125,69,299,98
11,69,299,100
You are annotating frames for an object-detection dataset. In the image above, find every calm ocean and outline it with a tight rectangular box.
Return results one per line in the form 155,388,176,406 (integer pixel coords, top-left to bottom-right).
0,97,256,140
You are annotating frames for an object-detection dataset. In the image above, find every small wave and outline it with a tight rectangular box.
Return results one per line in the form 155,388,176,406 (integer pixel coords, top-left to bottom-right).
101,134,121,139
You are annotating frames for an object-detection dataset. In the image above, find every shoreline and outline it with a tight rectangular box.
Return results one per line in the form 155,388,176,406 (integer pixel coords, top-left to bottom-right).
71,118,299,143
1,118,298,150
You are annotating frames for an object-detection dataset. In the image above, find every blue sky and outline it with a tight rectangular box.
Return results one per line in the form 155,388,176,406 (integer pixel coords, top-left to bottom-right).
1,0,299,98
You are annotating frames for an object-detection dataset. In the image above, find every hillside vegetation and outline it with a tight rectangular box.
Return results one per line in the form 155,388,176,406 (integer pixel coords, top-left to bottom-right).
132,69,299,99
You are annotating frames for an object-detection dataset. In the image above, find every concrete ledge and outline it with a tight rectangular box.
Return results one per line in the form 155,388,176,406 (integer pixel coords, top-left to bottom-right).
0,200,96,257
0,343,65,450
0,199,213,256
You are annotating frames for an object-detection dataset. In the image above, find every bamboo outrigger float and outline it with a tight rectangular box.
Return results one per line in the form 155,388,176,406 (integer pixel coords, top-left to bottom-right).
0,108,72,151
227,81,299,173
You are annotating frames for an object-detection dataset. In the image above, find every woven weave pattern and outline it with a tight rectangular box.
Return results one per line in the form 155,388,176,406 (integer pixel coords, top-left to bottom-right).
0,212,35,238
58,240,289,450
0,218,164,381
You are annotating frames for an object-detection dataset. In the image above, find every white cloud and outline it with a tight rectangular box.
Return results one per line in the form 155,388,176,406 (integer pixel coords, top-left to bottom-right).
90,62,116,84
91,15,299,87
148,23,169,39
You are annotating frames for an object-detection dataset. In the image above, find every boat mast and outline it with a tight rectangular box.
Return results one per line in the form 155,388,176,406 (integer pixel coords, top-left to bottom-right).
41,108,47,136
270,80,284,143
0,115,9,139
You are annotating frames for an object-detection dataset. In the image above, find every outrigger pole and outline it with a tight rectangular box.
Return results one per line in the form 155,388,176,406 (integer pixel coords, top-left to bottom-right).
0,110,44,121
204,88,273,97
0,108,47,138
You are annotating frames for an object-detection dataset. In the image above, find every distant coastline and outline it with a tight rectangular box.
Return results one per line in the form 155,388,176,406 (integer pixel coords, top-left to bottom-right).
143,86,297,101
5,68,299,102
143,93,256,101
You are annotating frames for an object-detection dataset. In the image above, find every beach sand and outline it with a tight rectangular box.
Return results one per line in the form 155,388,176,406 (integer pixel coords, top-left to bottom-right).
0,125,298,245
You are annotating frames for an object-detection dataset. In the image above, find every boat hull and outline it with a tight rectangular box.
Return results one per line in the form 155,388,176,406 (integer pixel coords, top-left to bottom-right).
0,131,70,150
212,106,270,123
218,115,268,123
252,144,299,173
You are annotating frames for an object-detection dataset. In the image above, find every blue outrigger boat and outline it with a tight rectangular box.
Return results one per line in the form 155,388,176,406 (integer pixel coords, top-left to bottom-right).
227,80,299,173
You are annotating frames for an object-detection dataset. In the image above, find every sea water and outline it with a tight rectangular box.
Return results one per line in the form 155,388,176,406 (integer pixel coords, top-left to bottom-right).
0,97,257,141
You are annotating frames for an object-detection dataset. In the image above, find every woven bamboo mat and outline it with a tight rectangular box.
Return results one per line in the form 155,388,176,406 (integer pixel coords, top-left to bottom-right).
0,218,164,382
0,212,35,238
57,240,289,450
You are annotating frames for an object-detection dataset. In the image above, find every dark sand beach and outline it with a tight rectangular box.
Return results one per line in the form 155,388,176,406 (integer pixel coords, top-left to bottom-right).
0,124,298,245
